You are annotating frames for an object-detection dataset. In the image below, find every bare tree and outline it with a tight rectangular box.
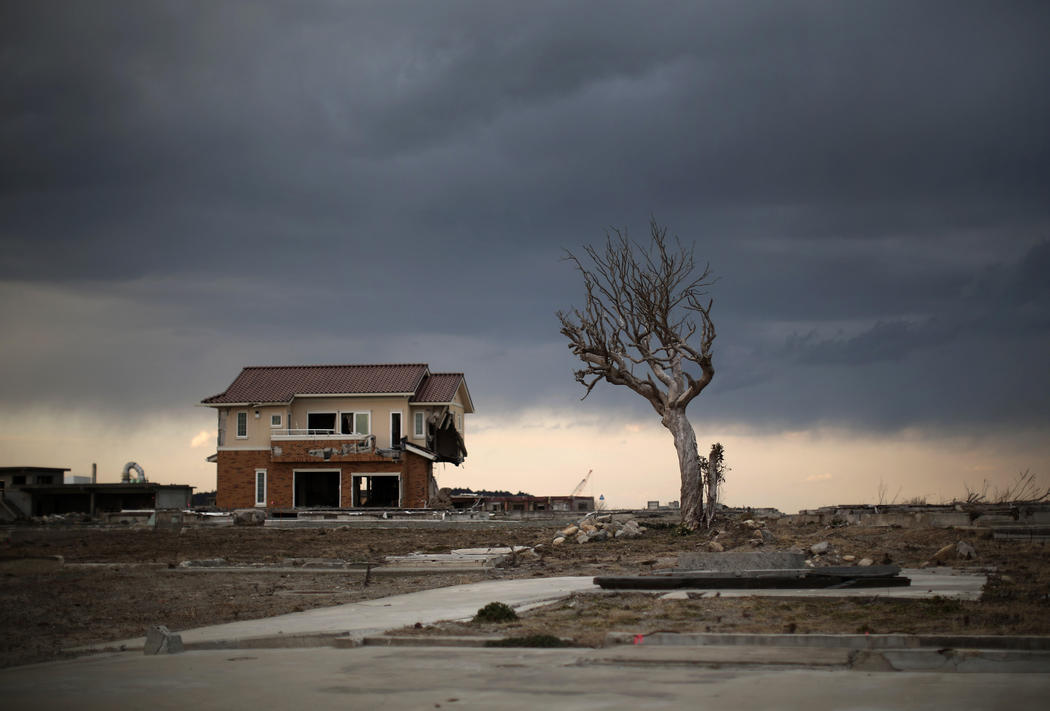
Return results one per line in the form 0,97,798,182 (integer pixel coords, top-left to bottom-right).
558,218,716,530
701,442,726,528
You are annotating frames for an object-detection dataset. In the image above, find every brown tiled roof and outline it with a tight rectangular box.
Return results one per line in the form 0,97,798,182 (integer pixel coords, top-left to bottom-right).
201,364,429,404
411,373,462,403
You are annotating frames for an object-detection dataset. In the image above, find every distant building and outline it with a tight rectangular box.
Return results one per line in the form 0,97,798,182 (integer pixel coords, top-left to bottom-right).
0,466,192,519
448,488,594,514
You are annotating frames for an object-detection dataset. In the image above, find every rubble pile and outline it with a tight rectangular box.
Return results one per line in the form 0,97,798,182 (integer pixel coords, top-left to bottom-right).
705,518,775,551
551,514,646,545
31,513,93,525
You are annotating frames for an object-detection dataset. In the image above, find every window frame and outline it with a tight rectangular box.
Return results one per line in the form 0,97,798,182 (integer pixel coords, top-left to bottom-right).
236,411,248,439
270,413,282,428
254,468,267,507
413,411,425,438
390,411,403,448
339,411,371,435
307,411,337,434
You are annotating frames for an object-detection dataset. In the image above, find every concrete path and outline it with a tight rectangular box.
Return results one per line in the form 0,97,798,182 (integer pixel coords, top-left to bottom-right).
92,576,600,651
4,647,1049,711
86,568,985,652
3,569,1041,711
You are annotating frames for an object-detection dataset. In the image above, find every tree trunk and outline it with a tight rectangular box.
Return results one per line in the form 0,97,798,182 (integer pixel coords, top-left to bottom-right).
703,443,720,529
663,408,703,530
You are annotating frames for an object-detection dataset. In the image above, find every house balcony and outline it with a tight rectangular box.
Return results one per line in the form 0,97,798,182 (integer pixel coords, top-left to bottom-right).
270,429,370,442
268,430,386,464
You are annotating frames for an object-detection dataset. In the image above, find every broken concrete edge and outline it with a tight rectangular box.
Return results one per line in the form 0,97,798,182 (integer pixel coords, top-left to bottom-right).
607,631,1050,651
143,625,184,655
165,566,495,575
67,629,1050,660
578,646,1050,673
357,635,581,648
69,630,358,656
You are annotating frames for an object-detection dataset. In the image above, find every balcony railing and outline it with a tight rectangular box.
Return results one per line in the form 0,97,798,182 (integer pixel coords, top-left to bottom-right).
270,429,370,441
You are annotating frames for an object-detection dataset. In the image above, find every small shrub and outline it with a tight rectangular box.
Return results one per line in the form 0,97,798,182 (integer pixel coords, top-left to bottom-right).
473,601,518,623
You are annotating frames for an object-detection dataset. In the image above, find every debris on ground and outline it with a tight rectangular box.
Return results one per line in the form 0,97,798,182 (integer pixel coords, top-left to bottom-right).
143,625,184,655
552,514,645,545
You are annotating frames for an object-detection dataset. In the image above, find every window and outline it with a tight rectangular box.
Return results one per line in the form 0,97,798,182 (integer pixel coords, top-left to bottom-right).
236,411,248,438
255,469,267,507
457,413,463,432
13,475,26,485
307,412,336,434
390,412,402,448
414,412,425,438
340,411,371,435
270,414,282,428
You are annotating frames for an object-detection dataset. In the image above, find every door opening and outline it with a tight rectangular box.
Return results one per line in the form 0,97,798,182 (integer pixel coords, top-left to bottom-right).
294,470,340,507
352,474,399,507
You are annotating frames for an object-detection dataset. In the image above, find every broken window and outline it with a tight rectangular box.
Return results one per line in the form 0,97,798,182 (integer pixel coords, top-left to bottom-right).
352,474,399,507
307,412,336,434
293,470,339,507
236,411,248,438
340,412,371,435
390,412,402,448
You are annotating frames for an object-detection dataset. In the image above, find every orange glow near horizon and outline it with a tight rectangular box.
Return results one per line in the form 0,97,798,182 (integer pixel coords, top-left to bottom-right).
2,409,1047,514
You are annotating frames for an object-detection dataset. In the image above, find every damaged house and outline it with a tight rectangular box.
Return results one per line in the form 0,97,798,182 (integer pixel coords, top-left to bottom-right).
200,364,472,510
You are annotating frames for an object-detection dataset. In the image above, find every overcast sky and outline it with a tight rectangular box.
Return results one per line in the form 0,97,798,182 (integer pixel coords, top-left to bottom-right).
2,1,1048,508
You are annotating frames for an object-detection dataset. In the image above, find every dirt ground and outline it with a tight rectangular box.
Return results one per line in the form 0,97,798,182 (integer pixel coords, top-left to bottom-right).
1,516,1047,668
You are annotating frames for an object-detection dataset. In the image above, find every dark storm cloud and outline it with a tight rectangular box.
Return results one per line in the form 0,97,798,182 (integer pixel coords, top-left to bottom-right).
1,1,1048,433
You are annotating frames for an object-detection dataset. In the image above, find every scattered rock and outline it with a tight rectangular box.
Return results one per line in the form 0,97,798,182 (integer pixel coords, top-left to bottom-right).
179,558,227,568
552,537,566,546
707,541,725,552
931,543,955,563
956,540,976,560
842,555,856,562
857,558,874,567
553,515,646,545
232,509,266,527
759,529,775,543
810,541,829,555
144,625,184,655
653,557,678,570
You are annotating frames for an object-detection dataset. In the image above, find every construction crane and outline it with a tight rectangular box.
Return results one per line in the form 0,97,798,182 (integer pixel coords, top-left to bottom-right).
570,469,593,497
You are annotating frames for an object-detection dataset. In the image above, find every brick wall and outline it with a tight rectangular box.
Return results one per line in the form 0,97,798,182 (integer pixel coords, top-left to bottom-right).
216,449,433,509
401,453,432,508
216,450,271,509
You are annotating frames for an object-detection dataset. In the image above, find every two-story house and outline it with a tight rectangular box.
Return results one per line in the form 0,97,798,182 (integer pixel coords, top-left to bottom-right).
200,363,472,510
